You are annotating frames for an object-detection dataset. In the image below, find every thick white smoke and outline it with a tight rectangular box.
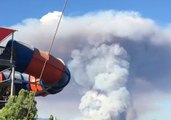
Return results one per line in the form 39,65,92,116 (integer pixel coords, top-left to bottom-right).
68,42,130,120
11,10,171,120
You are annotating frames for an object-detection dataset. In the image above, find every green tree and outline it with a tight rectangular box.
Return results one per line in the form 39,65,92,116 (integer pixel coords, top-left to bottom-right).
0,89,37,120
49,115,58,120
49,115,54,120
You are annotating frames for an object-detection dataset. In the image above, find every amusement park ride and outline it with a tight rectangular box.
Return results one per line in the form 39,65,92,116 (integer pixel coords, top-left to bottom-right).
0,27,70,108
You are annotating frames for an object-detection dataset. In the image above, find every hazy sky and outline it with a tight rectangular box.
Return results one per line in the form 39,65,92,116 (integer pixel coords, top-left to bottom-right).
1,1,171,120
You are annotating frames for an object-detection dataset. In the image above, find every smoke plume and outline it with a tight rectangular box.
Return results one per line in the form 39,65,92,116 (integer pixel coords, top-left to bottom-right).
68,41,130,120
10,10,171,120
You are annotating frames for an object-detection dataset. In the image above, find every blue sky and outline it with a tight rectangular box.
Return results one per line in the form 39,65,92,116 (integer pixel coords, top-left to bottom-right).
0,0,171,26
1,1,171,120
